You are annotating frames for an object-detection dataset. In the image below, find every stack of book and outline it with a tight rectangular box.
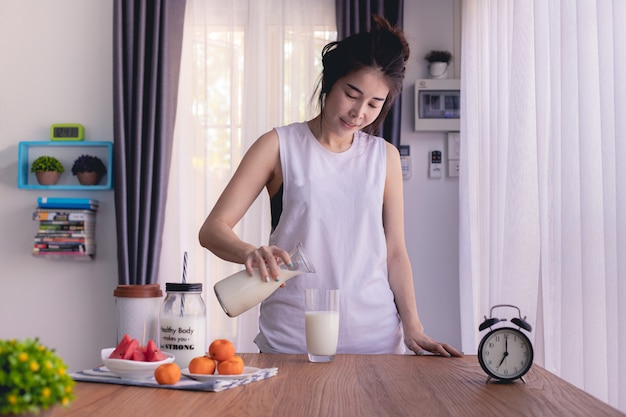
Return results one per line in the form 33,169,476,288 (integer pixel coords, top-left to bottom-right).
32,197,99,261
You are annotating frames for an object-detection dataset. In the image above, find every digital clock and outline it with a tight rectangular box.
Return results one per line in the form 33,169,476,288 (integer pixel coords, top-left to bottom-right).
50,123,84,141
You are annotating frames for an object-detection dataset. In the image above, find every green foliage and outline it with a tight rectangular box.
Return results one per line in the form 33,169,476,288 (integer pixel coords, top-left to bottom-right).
0,338,75,414
424,50,453,63
71,154,107,176
30,156,65,173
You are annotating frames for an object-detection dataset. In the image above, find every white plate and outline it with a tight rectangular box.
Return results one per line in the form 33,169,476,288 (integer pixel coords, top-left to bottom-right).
182,366,261,381
101,348,175,380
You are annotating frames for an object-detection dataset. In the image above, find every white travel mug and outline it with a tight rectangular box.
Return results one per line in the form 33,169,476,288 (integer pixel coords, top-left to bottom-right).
114,284,163,344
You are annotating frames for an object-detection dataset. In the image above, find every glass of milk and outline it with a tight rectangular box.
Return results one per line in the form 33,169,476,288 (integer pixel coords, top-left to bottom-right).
304,289,340,363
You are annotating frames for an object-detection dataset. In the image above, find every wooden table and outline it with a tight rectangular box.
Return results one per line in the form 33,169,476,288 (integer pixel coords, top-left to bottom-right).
53,353,624,417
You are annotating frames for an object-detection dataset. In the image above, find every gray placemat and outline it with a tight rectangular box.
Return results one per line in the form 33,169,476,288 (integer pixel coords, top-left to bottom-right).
71,366,278,392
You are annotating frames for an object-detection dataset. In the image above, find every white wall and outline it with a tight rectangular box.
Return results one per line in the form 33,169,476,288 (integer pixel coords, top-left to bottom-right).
0,0,462,373
402,0,462,350
0,1,117,371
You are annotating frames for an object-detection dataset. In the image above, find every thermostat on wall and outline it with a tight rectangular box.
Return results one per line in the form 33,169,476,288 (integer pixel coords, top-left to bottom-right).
50,123,84,141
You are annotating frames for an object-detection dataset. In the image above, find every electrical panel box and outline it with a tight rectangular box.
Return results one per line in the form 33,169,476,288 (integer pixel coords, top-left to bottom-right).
415,79,460,132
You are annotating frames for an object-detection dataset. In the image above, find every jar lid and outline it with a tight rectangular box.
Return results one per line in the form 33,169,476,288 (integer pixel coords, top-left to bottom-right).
165,282,203,292
113,284,163,298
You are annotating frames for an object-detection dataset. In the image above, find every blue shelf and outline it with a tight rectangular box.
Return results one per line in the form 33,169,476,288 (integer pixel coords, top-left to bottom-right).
18,141,113,190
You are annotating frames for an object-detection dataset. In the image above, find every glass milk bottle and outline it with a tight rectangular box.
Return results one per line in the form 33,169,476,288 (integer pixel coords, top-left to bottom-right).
159,283,206,368
214,242,316,317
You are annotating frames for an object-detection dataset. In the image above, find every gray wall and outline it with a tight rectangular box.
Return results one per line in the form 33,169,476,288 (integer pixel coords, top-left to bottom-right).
402,0,462,350
0,0,117,371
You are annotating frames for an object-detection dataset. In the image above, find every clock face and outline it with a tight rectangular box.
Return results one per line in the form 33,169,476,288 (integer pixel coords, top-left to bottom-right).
53,127,79,138
478,328,533,382
50,123,84,141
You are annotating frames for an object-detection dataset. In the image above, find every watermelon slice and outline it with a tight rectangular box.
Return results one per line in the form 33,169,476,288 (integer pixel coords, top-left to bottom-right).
121,338,139,360
144,339,167,362
109,334,133,359
131,346,146,361
108,335,167,362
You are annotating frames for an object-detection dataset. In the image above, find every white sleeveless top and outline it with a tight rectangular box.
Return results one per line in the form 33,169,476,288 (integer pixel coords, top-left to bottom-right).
254,122,404,354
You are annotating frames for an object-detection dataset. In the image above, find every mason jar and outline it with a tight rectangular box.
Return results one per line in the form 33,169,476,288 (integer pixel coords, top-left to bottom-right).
159,283,207,368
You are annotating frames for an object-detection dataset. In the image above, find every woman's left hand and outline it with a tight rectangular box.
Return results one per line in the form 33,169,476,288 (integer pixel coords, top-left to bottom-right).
404,330,463,357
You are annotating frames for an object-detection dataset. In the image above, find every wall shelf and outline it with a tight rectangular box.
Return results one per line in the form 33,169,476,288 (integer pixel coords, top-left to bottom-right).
32,200,98,261
18,141,113,190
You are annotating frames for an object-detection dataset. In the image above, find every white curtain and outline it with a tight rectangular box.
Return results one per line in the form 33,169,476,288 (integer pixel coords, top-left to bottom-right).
159,0,336,352
459,0,626,412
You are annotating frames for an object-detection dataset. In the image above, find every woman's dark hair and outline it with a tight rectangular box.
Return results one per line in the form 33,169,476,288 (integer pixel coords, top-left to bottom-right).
313,15,410,135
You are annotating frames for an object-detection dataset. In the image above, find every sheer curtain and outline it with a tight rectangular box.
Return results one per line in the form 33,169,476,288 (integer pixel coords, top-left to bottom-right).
459,0,625,412
159,0,336,352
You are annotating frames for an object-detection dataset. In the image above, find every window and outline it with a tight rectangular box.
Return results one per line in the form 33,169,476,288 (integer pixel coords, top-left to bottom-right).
161,0,336,351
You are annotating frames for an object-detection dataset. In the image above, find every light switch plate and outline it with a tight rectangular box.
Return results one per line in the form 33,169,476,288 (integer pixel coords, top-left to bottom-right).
448,160,460,177
447,132,460,160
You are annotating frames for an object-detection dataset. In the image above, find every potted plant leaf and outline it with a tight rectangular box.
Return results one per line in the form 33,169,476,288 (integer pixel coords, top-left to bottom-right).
71,154,107,186
30,156,64,186
424,50,453,79
0,338,75,416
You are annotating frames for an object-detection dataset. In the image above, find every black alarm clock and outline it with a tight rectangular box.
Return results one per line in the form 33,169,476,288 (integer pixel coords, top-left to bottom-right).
477,304,533,383
50,123,84,141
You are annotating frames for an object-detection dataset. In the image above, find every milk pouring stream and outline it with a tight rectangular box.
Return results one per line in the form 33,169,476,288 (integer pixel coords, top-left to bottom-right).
214,242,316,317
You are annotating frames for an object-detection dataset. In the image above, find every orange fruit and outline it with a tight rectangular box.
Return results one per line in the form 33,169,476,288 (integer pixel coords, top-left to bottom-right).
154,363,181,385
217,355,244,375
208,339,236,362
188,355,216,375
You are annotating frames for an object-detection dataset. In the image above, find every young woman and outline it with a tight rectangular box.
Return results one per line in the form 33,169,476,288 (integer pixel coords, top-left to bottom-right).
199,16,462,357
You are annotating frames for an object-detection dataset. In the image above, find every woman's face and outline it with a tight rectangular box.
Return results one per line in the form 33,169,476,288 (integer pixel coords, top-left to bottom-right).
322,68,390,138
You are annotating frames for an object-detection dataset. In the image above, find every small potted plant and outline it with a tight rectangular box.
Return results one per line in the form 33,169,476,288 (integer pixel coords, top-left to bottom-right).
71,154,107,186
0,338,75,416
30,156,64,186
424,50,453,79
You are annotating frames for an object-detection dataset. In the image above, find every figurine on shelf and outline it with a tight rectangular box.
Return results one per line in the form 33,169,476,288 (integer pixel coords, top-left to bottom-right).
31,155,64,185
424,50,453,79
71,154,107,186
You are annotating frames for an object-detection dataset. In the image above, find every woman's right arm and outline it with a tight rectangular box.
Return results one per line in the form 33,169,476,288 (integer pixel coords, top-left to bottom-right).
198,129,289,280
